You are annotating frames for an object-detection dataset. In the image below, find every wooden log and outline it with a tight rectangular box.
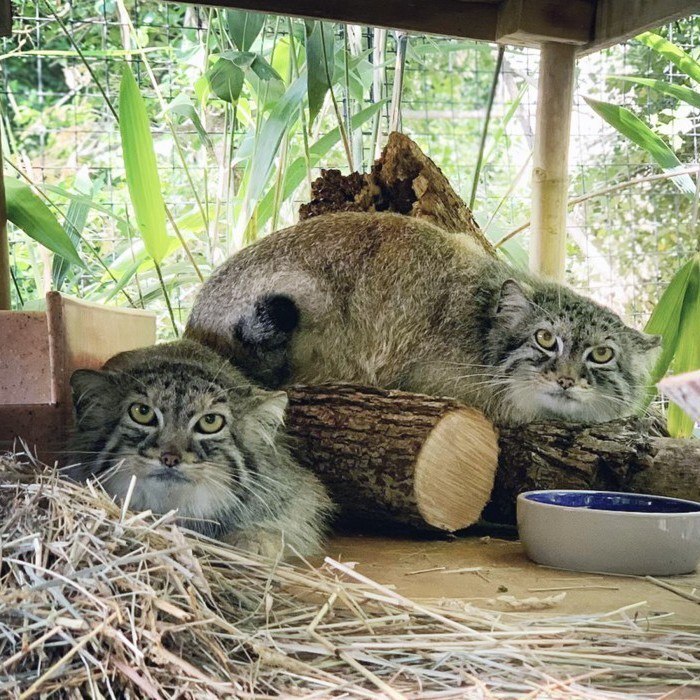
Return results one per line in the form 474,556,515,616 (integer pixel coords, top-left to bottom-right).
285,384,700,533
299,131,496,257
285,384,500,532
484,418,699,525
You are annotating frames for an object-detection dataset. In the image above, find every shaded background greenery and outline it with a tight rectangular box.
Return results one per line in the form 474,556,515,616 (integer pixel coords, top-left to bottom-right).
1,0,698,340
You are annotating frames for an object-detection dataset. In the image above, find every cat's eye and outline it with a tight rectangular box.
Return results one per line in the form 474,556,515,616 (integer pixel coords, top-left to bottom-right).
128,402,157,426
195,413,226,434
534,329,557,351
588,346,615,364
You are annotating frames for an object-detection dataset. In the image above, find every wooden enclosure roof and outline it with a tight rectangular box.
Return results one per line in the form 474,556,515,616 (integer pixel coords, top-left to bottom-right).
172,0,700,52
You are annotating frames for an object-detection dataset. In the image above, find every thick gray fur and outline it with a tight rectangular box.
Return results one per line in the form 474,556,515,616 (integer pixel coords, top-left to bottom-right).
186,212,661,426
66,340,333,558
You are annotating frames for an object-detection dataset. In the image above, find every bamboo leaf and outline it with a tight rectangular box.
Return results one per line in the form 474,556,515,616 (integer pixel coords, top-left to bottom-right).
666,256,700,437
206,55,245,103
52,180,93,289
611,76,700,109
253,100,386,227
5,177,83,267
584,97,695,196
305,21,336,125
637,32,700,85
166,94,214,154
645,256,696,388
226,9,266,52
118,64,170,264
245,75,306,204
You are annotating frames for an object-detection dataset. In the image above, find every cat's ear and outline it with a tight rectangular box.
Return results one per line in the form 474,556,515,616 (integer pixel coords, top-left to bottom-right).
70,369,118,429
495,279,532,319
242,390,289,444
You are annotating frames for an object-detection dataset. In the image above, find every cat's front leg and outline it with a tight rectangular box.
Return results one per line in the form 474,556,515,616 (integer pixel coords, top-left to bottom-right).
222,527,285,559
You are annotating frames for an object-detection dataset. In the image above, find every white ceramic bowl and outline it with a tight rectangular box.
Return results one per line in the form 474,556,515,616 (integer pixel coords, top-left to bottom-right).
517,490,700,576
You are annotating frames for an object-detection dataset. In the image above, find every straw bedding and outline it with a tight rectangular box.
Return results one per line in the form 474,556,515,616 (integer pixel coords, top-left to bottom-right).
1,453,698,699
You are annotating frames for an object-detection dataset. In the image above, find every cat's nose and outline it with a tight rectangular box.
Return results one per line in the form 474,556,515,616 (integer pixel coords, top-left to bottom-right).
160,451,182,468
557,376,575,390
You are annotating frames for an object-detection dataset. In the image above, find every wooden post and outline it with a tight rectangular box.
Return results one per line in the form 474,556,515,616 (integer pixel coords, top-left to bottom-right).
529,42,576,282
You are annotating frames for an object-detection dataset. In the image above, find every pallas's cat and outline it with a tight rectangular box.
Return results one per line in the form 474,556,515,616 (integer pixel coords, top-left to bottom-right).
186,212,660,425
67,340,332,558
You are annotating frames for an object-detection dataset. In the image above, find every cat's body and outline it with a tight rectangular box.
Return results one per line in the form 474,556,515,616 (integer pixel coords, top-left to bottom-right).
186,212,660,425
67,340,332,558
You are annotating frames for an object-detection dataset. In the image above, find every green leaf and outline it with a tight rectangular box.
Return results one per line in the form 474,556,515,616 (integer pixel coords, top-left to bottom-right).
584,97,695,196
206,55,245,103
118,64,170,264
305,21,336,125
245,75,306,204
645,256,696,388
666,256,700,437
226,9,266,52
637,32,700,85
253,100,386,227
610,76,700,109
4,177,83,267
166,93,214,154
52,188,92,289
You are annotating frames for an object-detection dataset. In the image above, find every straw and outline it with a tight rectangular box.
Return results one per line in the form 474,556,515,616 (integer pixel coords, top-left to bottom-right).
1,455,699,698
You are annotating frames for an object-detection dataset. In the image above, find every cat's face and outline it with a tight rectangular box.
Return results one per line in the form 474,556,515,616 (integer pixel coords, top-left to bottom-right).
68,342,287,534
486,280,661,424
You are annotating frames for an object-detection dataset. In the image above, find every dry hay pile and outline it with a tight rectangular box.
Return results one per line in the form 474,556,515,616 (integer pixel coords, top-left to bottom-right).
1,453,699,699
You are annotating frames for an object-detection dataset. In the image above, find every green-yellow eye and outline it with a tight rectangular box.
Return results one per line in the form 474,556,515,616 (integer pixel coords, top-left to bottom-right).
535,329,557,351
589,346,614,364
195,414,226,434
128,402,157,426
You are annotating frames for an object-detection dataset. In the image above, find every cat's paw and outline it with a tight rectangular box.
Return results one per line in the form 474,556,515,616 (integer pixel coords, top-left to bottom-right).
223,528,284,559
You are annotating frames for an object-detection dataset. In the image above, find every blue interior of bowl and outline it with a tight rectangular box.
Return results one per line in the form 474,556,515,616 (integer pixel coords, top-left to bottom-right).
524,491,700,513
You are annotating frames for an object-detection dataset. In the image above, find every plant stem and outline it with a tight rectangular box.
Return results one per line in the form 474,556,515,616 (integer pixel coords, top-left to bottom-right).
469,46,504,210
321,27,353,171
288,18,313,193
369,28,387,162
154,261,179,336
388,32,408,134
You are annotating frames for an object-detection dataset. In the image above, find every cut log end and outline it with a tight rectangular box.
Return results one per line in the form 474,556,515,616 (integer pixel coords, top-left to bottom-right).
414,408,499,531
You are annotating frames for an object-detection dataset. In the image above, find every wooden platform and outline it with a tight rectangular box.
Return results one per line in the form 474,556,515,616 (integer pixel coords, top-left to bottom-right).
325,534,700,621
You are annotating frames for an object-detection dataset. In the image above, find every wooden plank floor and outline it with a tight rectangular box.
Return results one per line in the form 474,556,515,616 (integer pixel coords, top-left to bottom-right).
323,534,700,621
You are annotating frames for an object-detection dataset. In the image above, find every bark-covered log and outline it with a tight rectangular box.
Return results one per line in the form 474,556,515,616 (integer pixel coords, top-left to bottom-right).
286,384,700,532
299,132,495,257
286,384,499,531
484,418,699,525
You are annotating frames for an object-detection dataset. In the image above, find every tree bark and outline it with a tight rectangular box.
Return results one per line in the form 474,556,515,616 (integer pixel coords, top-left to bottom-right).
285,384,700,532
299,131,496,257
286,384,499,532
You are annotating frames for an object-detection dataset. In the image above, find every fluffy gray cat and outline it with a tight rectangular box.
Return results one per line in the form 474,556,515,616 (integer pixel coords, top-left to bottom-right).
186,212,661,425
66,340,332,558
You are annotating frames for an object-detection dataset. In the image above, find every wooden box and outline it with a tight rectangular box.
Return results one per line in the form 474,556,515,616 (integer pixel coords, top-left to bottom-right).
0,292,156,461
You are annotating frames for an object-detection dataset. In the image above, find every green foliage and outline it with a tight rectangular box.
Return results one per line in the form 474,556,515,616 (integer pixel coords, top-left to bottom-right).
226,9,266,52
645,255,700,437
584,97,695,195
5,177,83,267
304,21,336,125
118,64,171,265
592,31,700,436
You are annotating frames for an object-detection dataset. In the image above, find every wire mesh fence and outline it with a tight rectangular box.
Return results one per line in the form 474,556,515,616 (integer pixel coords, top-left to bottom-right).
1,0,698,335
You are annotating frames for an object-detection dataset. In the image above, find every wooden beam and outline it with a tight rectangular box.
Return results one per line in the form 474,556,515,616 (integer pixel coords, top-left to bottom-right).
584,0,700,54
529,42,576,282
0,0,11,38
496,0,594,47
175,0,500,42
